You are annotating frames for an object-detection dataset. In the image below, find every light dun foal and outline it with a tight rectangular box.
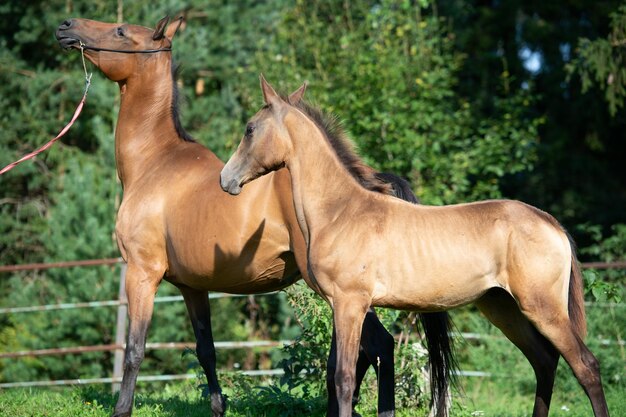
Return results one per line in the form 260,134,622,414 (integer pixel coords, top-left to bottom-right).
220,76,610,417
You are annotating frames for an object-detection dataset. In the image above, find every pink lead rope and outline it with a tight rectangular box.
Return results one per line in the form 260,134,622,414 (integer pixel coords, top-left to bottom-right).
0,45,92,176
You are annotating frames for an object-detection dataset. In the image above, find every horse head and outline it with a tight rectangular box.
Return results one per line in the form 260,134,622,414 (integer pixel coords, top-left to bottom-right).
55,16,182,81
220,75,306,195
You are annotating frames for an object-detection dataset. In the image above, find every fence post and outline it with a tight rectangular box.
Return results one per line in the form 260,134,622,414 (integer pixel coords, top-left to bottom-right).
112,263,127,393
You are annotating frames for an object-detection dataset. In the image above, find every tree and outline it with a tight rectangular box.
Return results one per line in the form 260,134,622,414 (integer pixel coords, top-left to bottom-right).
567,4,626,117
437,0,626,241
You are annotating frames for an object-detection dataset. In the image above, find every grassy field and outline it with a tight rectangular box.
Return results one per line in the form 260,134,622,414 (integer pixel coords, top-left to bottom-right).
0,377,624,417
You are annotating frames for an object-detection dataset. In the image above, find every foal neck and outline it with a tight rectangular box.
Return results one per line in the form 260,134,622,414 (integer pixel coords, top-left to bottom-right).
284,109,373,243
114,59,185,186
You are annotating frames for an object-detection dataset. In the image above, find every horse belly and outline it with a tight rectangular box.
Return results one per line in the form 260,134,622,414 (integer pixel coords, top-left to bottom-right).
164,215,299,293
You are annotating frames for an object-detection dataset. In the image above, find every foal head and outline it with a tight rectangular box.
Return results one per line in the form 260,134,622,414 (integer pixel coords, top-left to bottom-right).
56,16,182,82
221,75,306,195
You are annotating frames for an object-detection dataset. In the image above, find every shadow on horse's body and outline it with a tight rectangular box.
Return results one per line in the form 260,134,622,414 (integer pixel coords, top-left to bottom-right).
220,76,610,417
55,16,453,417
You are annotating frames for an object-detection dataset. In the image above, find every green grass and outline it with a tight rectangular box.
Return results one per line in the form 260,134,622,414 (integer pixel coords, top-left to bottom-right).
0,378,623,417
0,382,210,417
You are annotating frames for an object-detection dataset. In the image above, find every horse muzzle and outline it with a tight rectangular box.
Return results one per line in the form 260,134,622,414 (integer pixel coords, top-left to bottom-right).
220,175,243,196
56,19,83,50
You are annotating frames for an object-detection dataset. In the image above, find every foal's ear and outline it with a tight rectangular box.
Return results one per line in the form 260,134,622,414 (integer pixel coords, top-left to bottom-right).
260,74,281,105
152,15,170,40
165,16,184,40
288,82,307,105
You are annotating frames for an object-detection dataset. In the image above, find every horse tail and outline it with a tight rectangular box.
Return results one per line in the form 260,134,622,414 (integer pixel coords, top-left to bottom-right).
567,233,587,339
376,172,455,416
419,312,457,417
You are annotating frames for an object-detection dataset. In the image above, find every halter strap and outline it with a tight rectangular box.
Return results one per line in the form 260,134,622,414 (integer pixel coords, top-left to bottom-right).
80,43,171,54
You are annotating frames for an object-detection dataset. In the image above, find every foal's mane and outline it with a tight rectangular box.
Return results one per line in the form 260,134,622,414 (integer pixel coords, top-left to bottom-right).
289,98,393,195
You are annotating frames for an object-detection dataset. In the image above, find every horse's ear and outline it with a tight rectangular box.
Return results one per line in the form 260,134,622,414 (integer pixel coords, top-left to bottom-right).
288,82,307,105
153,15,170,40
165,16,184,40
260,74,280,105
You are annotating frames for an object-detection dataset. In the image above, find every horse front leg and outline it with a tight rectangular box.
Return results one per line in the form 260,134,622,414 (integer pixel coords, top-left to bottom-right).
359,309,395,417
112,264,163,417
179,287,226,417
333,296,370,417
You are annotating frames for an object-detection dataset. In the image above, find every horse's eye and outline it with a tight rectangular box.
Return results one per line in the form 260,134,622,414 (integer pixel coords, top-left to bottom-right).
116,27,125,37
245,124,255,138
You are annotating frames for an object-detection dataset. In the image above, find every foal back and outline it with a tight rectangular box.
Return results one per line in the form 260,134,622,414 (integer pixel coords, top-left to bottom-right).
324,197,572,312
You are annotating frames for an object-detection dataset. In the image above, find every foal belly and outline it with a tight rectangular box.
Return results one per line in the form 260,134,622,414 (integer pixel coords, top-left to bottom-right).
371,261,498,312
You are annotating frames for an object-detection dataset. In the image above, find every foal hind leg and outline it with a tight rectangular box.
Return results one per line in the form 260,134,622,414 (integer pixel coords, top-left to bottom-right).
179,287,226,417
475,289,560,417
519,298,609,416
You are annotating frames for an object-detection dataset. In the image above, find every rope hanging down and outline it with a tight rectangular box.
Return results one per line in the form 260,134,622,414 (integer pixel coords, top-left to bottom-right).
0,45,92,176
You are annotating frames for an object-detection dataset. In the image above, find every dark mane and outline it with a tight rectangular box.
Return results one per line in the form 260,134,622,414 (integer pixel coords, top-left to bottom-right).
290,98,393,195
171,63,195,142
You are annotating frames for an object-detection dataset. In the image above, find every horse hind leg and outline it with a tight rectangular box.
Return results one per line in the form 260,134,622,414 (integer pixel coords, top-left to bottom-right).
179,287,226,417
357,308,395,417
475,288,560,417
517,294,609,417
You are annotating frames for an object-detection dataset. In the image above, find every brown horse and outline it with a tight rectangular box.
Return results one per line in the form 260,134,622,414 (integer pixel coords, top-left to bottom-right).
220,76,611,417
55,17,454,417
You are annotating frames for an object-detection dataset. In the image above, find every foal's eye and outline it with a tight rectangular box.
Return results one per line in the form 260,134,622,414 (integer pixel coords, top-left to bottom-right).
116,27,125,37
245,124,255,138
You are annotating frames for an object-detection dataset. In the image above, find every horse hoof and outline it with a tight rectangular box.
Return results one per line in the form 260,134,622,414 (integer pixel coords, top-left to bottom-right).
111,412,131,417
210,392,227,417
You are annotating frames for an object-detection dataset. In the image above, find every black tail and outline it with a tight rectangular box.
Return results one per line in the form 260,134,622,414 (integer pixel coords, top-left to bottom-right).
377,172,456,417
419,312,457,417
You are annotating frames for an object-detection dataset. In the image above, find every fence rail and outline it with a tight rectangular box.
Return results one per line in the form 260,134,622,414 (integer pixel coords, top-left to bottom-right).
1,258,624,390
0,340,290,359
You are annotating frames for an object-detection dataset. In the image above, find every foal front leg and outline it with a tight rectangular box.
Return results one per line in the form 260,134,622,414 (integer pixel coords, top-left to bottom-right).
112,263,163,417
327,309,395,417
179,287,226,417
333,297,370,417
327,329,369,417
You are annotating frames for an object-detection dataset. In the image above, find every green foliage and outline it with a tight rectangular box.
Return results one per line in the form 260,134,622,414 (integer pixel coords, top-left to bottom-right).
245,0,540,204
577,223,625,303
214,283,331,414
567,5,626,116
223,374,326,417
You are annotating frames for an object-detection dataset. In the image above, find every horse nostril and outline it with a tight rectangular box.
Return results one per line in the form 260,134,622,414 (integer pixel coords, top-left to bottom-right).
60,19,73,30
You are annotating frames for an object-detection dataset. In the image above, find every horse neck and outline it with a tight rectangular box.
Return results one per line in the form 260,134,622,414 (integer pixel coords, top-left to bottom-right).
284,110,368,244
114,65,180,187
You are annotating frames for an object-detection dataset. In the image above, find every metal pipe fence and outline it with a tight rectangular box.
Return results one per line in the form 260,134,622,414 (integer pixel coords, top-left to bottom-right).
1,258,624,390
